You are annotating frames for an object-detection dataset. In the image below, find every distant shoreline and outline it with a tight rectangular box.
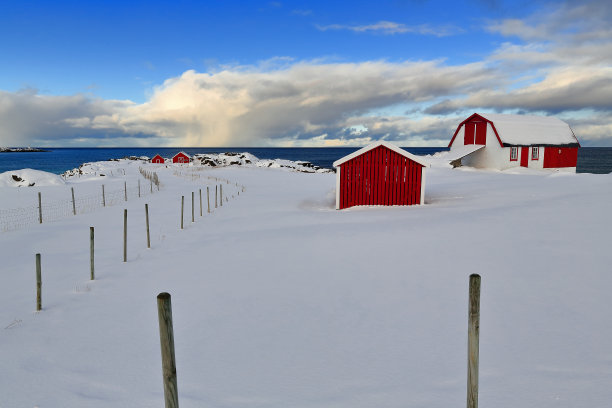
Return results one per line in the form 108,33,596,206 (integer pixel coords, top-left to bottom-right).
0,147,48,153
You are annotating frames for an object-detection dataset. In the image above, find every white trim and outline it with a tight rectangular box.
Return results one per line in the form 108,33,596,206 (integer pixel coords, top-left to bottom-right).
333,141,429,168
420,167,426,205
335,167,341,210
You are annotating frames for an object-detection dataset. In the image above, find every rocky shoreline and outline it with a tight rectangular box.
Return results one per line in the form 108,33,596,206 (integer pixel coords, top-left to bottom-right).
0,147,48,153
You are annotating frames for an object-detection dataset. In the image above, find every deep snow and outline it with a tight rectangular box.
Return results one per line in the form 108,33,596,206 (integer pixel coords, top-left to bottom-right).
0,157,611,407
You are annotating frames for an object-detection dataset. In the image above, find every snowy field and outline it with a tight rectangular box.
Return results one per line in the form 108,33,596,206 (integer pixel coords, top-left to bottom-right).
0,156,611,407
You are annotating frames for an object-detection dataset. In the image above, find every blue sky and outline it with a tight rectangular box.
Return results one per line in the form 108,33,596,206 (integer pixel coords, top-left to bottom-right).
1,0,610,146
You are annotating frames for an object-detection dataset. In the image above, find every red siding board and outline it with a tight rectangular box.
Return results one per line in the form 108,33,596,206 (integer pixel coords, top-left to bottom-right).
338,145,423,209
412,165,423,204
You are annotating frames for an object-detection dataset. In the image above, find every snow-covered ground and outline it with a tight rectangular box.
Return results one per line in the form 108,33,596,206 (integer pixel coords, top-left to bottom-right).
0,156,611,407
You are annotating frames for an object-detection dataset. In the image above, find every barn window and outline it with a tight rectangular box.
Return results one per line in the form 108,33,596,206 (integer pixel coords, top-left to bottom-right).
531,147,539,160
510,147,518,161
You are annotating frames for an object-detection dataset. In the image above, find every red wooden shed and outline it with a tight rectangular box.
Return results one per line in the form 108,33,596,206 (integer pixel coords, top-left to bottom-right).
151,154,164,164
333,141,428,210
172,152,190,164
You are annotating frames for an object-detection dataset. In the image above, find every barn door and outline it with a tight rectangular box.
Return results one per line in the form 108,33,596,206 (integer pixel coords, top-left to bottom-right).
520,147,529,167
475,122,486,145
464,123,475,145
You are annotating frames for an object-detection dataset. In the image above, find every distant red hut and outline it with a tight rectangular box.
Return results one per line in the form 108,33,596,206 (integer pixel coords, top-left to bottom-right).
172,152,190,164
151,154,164,164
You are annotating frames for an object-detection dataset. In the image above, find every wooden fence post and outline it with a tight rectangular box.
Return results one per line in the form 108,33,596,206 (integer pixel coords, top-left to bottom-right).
191,192,194,223
215,186,218,208
38,192,43,224
180,196,184,230
220,184,223,207
199,189,202,217
467,274,481,408
207,187,210,213
157,292,179,408
90,227,95,280
36,253,42,311
71,187,76,215
124,181,128,201
123,209,128,262
145,204,151,249
138,179,141,197
102,185,106,207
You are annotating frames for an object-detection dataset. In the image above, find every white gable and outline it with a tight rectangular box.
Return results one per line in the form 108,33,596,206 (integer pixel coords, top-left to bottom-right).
333,141,429,168
479,113,578,146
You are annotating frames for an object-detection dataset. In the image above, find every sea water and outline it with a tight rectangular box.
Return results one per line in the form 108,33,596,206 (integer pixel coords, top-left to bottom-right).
0,147,611,174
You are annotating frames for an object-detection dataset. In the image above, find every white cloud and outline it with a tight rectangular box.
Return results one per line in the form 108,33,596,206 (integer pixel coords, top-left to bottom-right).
1,1,612,147
316,21,463,37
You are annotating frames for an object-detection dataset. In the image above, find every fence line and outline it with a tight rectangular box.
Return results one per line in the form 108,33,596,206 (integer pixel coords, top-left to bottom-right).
1,173,160,232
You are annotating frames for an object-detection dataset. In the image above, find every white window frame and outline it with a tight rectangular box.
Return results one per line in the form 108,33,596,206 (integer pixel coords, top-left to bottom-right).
531,146,539,160
510,147,518,161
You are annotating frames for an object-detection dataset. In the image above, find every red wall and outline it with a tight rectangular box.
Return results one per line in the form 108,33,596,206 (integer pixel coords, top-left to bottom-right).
338,146,423,209
152,156,164,163
173,153,189,163
543,147,578,168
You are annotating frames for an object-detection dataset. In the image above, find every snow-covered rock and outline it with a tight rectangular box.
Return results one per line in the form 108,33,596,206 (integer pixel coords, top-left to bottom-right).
0,168,65,187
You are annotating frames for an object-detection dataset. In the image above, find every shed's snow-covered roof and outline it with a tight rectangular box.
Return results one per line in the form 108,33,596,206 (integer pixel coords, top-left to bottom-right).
172,151,190,158
333,141,429,168
478,113,579,146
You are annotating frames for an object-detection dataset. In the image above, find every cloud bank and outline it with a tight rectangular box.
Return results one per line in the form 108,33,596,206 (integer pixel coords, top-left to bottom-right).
1,1,611,147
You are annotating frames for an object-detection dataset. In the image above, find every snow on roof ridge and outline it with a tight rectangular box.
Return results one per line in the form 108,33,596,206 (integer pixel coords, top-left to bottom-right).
333,140,429,167
474,112,579,146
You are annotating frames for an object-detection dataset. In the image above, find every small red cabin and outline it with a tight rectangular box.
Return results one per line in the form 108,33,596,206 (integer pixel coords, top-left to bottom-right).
151,154,164,164
172,152,190,164
333,141,428,210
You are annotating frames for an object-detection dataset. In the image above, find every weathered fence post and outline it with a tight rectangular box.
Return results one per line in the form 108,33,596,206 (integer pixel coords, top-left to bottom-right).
90,227,95,280
71,187,76,215
138,179,141,197
36,253,42,311
467,273,481,408
207,187,210,213
102,185,106,207
145,204,151,249
38,192,43,224
157,292,179,408
199,189,202,217
191,192,194,223
220,184,223,207
180,196,184,230
215,186,218,208
124,181,128,201
123,209,128,262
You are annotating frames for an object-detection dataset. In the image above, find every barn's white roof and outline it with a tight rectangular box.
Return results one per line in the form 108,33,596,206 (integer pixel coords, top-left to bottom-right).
333,141,429,168
478,113,579,146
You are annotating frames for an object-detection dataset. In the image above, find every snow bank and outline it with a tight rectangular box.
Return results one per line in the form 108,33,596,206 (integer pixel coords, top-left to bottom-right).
0,168,65,187
0,159,610,408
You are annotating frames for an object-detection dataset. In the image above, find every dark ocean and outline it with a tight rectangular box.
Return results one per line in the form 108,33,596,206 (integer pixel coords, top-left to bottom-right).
1,147,611,174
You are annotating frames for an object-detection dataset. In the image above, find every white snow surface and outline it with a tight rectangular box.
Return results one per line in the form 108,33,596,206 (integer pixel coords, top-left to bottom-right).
0,168,66,187
478,112,579,146
1,159,611,407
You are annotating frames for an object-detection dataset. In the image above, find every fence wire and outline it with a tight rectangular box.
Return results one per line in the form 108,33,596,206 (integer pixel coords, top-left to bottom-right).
1,172,160,232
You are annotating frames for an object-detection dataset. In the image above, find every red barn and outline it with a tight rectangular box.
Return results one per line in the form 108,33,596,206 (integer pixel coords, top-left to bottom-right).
447,113,580,171
172,152,190,164
151,154,164,164
333,141,428,210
